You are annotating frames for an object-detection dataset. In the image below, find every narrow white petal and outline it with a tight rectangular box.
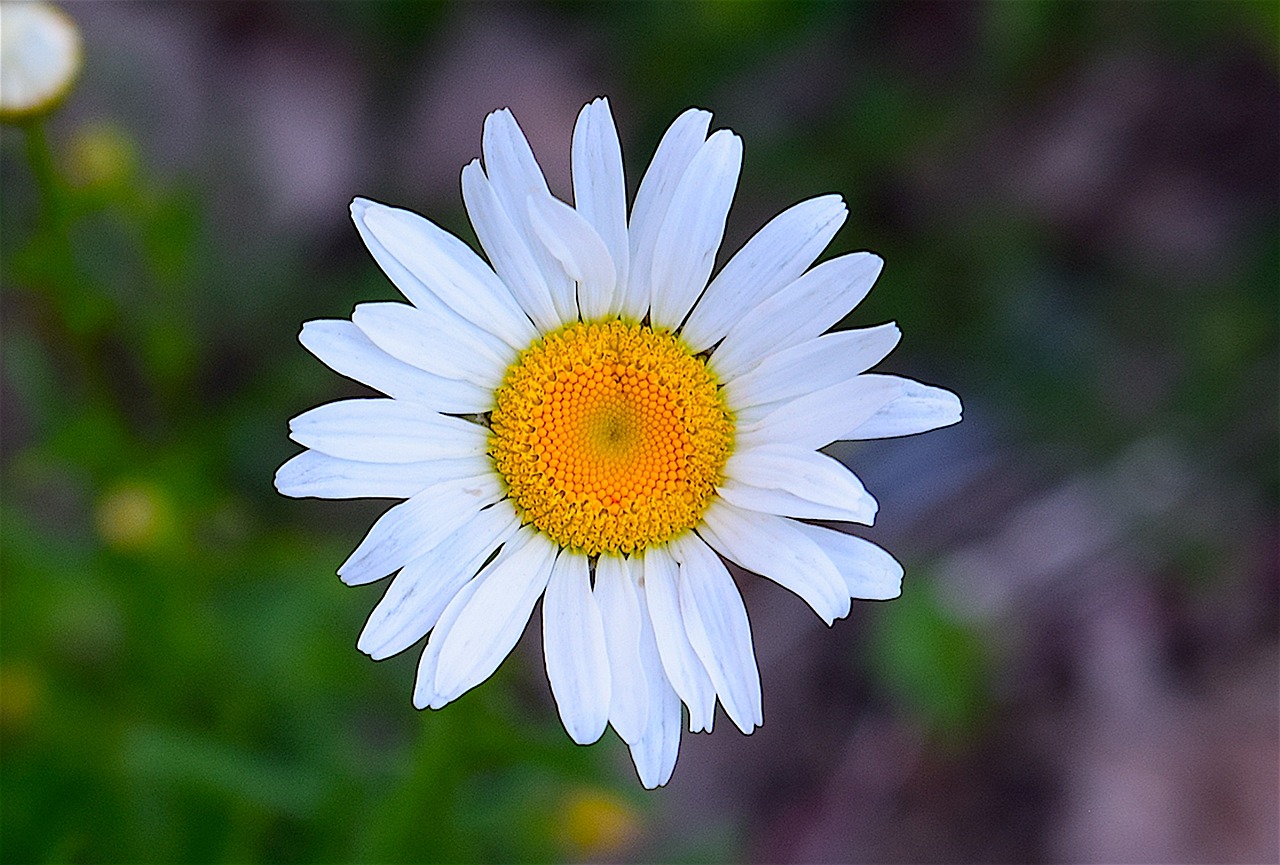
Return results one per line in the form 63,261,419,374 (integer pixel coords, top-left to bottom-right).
543,552,611,745
461,160,563,333
681,195,848,352
358,502,520,660
527,192,616,320
594,554,648,744
697,501,850,624
735,374,902,453
288,398,489,463
711,252,884,381
648,130,743,330
670,534,762,734
571,97,630,317
722,324,901,411
626,108,712,320
790,523,904,600
351,301,512,390
431,527,558,705
357,199,538,349
481,109,578,324
642,547,716,733
841,376,963,440
413,571,482,710
337,473,504,586
720,445,878,524
628,584,683,788
299,319,491,413
275,450,491,500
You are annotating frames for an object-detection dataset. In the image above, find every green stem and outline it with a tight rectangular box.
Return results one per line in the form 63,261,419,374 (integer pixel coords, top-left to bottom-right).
24,120,67,231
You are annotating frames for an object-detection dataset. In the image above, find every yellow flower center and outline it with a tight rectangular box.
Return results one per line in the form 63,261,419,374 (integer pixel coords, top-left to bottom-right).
489,320,732,555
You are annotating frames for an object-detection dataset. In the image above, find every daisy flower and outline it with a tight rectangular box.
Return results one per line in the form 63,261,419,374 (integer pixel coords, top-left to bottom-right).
276,98,961,788
0,1,81,122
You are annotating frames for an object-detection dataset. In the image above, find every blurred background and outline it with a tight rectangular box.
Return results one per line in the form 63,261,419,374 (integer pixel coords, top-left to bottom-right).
1,2,1276,862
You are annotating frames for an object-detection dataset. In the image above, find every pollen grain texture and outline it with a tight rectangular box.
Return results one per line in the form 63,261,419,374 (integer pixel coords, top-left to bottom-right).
489,320,732,555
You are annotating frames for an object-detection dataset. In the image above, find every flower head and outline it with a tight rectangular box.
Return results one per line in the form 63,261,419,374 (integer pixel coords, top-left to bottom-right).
276,98,961,788
0,2,81,123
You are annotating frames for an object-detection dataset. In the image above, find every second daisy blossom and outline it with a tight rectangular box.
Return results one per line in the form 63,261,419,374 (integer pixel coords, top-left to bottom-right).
276,98,961,788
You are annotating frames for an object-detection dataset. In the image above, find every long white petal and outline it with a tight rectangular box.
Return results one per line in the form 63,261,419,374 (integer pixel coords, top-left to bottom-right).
628,578,683,788
735,374,902,453
594,554,648,744
626,108,712,320
288,398,489,463
543,552,611,744
648,130,742,331
789,522,904,600
357,199,537,349
461,159,563,333
722,324,901,411
413,571,483,710
299,319,491,413
275,450,491,500
336,473,504,586
430,526,558,706
642,547,716,733
841,376,963,440
720,445,878,524
528,192,616,320
681,195,848,352
357,501,520,660
670,534,762,734
711,252,883,381
352,302,512,390
697,501,850,624
481,109,578,324
571,97,630,318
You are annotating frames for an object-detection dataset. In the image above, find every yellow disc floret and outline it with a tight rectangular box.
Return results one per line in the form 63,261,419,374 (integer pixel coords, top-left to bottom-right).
489,320,732,556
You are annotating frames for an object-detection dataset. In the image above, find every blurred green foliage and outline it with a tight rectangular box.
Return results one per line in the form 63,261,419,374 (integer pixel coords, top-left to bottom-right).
2,2,1276,863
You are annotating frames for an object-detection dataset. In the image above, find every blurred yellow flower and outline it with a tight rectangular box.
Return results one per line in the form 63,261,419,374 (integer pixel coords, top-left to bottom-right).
557,787,642,858
95,481,170,551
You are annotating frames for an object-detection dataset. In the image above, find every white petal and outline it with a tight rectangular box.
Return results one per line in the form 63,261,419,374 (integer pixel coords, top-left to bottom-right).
720,445,878,524
275,450,491,500
527,192,616,320
642,547,716,733
352,301,512,390
789,523,904,600
543,552,611,744
358,501,520,659
481,109,577,324
356,199,537,349
711,252,883,381
670,534,762,734
461,159,563,333
841,376,963,440
648,130,743,331
628,585,683,789
594,554,648,744
735,374,902,452
413,570,482,710
697,501,850,624
625,108,712,320
336,473,504,586
722,323,901,411
571,97,630,318
288,398,489,463
681,195,848,352
430,526,559,705
298,319,491,413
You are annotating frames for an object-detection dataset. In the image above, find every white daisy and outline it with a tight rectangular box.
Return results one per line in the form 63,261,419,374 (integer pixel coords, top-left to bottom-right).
0,2,81,122
276,98,961,788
